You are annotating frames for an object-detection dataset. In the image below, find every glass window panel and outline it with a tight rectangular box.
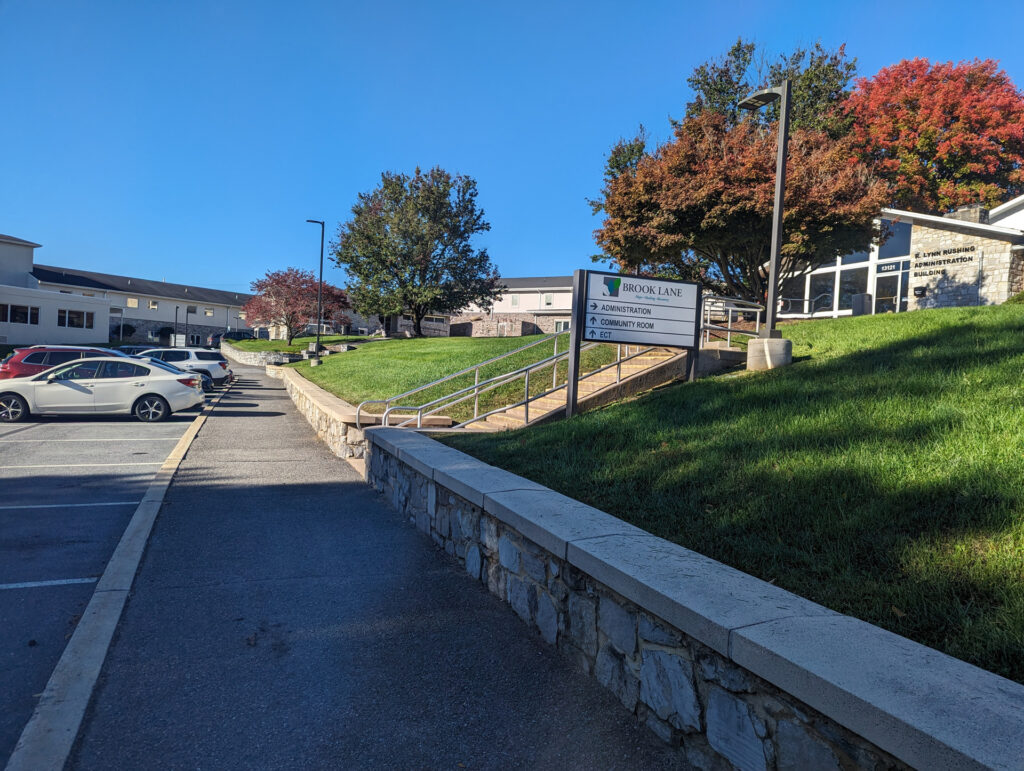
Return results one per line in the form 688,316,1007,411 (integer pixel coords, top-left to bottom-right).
900,270,910,312
23,352,48,364
875,275,899,313
163,351,189,362
879,221,912,259
85,312,94,329
45,351,81,366
11,306,29,324
58,309,68,327
30,307,38,324
841,250,870,265
102,361,147,378
66,310,85,328
149,300,159,310
810,273,835,312
838,268,869,310
0,304,7,322
126,297,139,308
780,276,807,314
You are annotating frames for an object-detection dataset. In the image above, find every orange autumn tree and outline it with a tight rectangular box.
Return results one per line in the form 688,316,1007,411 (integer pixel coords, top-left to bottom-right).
844,58,1024,213
595,111,888,303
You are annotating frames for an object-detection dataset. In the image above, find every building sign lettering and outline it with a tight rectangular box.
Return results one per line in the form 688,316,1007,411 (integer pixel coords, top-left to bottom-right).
912,246,976,278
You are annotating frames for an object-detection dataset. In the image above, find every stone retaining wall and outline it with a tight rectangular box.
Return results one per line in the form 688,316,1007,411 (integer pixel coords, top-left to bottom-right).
276,368,366,458
220,342,299,366
363,427,1024,771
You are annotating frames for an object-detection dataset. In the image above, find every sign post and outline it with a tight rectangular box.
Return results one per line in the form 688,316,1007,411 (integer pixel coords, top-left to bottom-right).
566,269,701,418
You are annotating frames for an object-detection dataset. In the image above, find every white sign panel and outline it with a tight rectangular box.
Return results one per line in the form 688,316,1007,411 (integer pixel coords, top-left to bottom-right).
172,334,187,347
583,273,699,348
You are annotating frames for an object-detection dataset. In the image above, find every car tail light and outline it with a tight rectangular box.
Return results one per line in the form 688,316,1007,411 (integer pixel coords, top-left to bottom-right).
177,377,200,388
219,362,228,369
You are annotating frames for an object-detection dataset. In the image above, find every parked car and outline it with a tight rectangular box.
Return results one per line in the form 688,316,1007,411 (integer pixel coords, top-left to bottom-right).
118,345,155,355
0,356,204,423
137,356,216,393
0,346,129,380
140,348,232,386
206,330,253,348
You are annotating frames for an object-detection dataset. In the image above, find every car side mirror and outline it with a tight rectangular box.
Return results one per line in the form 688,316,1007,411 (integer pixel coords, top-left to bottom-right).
46,374,57,383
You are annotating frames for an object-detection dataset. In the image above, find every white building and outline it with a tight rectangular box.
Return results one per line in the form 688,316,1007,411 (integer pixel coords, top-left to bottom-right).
449,276,573,336
0,234,252,347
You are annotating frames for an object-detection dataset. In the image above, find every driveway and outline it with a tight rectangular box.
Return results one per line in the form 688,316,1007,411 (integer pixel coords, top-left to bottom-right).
68,367,682,769
0,412,197,763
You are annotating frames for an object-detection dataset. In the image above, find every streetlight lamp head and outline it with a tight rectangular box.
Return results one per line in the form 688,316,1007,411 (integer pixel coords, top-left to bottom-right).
738,87,782,111
306,219,324,225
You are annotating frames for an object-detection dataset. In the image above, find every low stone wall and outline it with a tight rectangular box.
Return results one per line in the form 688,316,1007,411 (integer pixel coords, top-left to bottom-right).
277,368,366,459
220,342,299,366
364,428,1024,771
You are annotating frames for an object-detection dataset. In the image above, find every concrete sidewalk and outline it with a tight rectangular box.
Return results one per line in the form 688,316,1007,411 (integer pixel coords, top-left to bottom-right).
68,366,683,769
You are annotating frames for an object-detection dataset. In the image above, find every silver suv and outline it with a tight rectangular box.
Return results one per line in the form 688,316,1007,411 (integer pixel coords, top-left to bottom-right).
140,348,233,386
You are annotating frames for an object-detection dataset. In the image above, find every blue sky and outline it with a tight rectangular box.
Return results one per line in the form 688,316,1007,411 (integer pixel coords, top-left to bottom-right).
2,0,1023,294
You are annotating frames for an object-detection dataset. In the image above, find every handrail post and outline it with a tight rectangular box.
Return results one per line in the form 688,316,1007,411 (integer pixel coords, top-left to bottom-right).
727,308,733,348
565,270,586,418
524,369,530,424
474,367,480,418
616,344,622,383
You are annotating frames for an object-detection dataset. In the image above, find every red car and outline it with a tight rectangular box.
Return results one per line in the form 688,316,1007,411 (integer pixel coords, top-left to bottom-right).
0,346,129,380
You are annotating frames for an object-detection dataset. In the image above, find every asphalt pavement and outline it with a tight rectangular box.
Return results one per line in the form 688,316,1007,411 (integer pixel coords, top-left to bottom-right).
67,365,685,769
0,414,196,764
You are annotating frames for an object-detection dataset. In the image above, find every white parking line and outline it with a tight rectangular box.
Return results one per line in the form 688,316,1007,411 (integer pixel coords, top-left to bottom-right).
0,438,183,443
0,501,142,511
0,462,165,469
0,578,98,591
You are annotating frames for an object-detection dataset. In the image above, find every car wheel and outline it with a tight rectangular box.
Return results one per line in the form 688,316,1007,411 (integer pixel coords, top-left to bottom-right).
0,393,29,423
133,394,169,422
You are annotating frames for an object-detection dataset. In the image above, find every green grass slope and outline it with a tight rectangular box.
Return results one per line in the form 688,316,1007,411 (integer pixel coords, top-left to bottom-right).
444,306,1024,684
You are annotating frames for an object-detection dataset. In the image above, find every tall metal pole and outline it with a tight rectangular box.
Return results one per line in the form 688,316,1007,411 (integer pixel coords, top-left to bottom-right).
564,270,587,418
307,219,325,365
762,79,791,338
174,305,179,347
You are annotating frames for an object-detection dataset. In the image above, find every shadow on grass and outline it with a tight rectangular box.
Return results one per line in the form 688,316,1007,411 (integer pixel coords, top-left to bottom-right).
444,309,1024,683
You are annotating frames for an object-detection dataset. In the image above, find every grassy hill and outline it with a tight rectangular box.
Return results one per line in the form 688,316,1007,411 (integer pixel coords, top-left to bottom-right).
443,306,1024,684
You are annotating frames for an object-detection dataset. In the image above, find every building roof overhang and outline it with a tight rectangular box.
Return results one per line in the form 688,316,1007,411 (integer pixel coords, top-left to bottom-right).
0,234,42,248
988,193,1024,223
882,208,1024,242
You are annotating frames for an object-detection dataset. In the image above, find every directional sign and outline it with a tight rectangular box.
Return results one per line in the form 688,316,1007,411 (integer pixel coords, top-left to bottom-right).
582,272,699,348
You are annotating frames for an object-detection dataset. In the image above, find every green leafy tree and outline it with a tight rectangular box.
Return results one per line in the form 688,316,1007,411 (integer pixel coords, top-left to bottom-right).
332,168,501,336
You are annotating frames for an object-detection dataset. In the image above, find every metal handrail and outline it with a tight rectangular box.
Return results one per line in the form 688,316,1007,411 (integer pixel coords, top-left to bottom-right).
778,292,833,315
356,332,565,428
701,294,764,347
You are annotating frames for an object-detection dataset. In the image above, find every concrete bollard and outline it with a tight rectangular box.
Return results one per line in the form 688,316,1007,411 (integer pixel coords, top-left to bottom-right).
746,337,793,371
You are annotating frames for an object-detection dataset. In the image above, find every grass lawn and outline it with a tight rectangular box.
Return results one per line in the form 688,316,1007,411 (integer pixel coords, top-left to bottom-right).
291,333,617,423
229,334,369,353
443,305,1024,684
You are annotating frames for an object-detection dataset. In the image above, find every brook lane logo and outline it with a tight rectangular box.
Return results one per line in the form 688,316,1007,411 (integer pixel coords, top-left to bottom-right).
602,277,621,297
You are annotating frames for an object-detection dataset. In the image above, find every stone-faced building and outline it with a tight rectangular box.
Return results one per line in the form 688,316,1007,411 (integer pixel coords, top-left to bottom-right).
778,195,1024,319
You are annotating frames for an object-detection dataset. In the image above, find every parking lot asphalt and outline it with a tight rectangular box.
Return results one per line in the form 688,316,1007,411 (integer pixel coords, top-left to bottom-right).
0,412,198,764
68,366,685,769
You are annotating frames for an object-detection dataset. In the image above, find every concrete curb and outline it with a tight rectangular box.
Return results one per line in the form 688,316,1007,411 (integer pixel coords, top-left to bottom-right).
4,386,233,771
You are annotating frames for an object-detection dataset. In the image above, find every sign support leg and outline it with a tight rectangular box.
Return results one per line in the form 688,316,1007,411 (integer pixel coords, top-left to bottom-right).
565,269,586,419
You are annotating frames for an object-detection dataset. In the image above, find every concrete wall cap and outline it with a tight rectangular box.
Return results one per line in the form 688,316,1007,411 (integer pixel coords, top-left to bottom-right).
365,426,436,458
433,462,547,508
731,614,1024,770
484,488,650,560
567,534,836,657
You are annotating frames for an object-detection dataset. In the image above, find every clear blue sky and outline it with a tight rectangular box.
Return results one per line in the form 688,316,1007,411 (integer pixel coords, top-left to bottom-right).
2,0,1023,293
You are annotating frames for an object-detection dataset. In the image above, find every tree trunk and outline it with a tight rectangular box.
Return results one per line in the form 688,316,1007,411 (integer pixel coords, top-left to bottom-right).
413,314,423,337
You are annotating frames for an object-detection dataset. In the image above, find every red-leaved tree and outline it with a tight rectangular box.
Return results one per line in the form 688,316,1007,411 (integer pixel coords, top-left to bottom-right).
844,58,1024,212
243,268,350,345
594,112,888,302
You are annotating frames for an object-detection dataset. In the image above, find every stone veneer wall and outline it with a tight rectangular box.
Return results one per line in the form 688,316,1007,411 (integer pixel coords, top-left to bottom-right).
270,367,366,458
908,223,1024,309
362,428,1024,771
449,312,571,337
220,342,300,366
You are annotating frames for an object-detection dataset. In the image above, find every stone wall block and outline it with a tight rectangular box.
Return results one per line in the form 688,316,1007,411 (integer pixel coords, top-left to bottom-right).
480,517,499,553
465,544,482,581
435,505,450,541
458,508,479,546
521,551,546,582
507,574,535,625
705,688,768,771
595,646,640,712
567,594,598,657
535,589,558,645
640,614,683,648
698,654,754,693
598,596,637,656
498,534,522,573
486,559,505,599
639,649,701,733
775,720,842,771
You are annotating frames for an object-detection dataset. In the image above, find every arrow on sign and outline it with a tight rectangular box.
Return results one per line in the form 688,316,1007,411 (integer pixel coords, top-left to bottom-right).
587,329,597,338
589,302,597,310
589,316,597,324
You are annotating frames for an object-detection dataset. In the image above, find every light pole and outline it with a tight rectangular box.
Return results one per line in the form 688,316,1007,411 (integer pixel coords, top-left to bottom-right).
174,305,180,347
739,79,791,339
306,219,325,366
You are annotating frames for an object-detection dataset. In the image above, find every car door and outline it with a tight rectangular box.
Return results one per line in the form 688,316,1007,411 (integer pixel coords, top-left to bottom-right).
92,360,151,412
32,360,103,413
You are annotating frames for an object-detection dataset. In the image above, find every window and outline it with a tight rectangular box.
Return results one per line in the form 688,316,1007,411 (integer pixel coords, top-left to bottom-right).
238,311,246,320
0,304,7,322
148,300,159,310
841,250,869,265
163,350,189,362
100,361,148,378
204,307,214,317
543,293,553,307
838,268,869,311
82,292,94,297
510,294,519,308
423,315,445,325
60,290,72,294
402,314,413,322
45,351,82,366
147,329,160,341
57,309,95,329
189,334,202,346
10,306,39,325
195,351,223,361
53,361,102,380
810,274,835,313
110,307,123,315
126,297,139,308
554,320,570,333
23,352,48,365
879,221,912,259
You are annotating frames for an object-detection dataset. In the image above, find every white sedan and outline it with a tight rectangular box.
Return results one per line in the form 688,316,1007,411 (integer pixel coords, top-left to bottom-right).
0,356,205,423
